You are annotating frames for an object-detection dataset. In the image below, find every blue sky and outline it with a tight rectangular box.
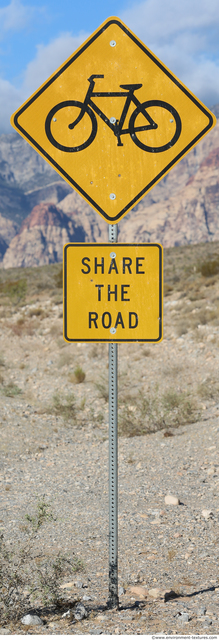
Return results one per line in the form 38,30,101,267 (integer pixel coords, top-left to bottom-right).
0,0,219,133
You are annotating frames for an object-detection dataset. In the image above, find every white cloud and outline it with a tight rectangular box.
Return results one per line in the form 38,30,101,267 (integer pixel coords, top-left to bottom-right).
120,0,219,106
23,32,89,95
0,0,33,38
1,0,219,134
0,31,89,133
0,77,23,132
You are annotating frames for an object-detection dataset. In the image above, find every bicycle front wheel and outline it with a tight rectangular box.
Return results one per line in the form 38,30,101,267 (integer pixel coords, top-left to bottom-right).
129,100,181,153
45,100,97,152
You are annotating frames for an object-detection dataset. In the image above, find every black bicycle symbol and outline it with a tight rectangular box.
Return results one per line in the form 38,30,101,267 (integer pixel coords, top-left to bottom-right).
45,74,182,153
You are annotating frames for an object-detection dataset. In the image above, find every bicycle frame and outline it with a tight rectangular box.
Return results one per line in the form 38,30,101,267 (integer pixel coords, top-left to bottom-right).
46,74,181,155
69,74,156,147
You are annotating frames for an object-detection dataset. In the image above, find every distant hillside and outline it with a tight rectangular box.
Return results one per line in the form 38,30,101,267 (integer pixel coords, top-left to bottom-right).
0,104,219,267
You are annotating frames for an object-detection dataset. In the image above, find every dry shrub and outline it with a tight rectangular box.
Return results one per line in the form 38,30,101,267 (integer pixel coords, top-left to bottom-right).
54,267,63,288
142,347,151,357
190,306,219,329
2,382,22,397
198,378,219,401
50,323,62,336
9,317,40,336
52,392,76,420
175,318,190,336
73,366,86,383
28,307,48,318
58,350,72,368
95,381,109,402
162,389,198,425
0,278,27,304
200,258,219,277
0,497,84,622
118,387,199,437
164,283,173,296
90,345,98,358
0,353,5,367
167,548,177,562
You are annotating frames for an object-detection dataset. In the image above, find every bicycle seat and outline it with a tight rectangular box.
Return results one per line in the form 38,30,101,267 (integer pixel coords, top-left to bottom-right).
120,84,142,90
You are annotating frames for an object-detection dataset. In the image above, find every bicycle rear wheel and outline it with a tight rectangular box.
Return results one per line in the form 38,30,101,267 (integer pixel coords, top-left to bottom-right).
45,100,97,152
129,100,181,152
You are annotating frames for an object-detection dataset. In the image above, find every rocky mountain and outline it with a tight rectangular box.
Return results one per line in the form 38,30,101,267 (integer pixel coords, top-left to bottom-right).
0,133,72,230
3,203,86,268
0,104,219,267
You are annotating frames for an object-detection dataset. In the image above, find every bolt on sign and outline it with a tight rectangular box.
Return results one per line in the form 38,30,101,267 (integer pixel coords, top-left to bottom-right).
11,18,216,224
64,243,162,342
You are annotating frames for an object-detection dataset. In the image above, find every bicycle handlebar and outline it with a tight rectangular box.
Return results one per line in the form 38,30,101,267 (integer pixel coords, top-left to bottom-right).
88,75,104,82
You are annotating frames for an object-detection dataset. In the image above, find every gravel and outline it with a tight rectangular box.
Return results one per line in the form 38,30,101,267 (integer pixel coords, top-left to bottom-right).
1,296,219,634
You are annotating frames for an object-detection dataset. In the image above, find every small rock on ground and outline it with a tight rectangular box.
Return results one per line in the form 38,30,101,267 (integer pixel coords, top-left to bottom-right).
148,587,163,598
202,509,213,520
74,603,88,621
21,614,43,626
165,494,180,505
128,585,148,598
179,612,190,622
199,606,207,615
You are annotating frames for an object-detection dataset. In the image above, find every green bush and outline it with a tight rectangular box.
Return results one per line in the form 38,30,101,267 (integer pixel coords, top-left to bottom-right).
74,366,86,383
200,258,219,277
0,278,27,303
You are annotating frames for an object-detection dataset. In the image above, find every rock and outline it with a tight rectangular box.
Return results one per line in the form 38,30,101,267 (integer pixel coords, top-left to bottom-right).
74,603,88,621
199,606,207,616
75,580,83,588
21,614,43,626
148,587,163,598
207,467,215,475
203,617,212,626
165,495,180,505
3,203,86,268
202,509,213,520
62,610,72,618
150,519,161,524
180,612,190,623
119,586,126,595
83,594,92,601
128,585,148,598
0,630,11,635
60,581,75,589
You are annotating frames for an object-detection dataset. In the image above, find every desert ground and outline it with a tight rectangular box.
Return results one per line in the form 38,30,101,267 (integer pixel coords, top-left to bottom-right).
0,240,219,635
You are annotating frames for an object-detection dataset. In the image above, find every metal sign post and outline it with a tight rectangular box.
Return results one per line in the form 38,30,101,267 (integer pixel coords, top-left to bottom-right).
108,223,119,608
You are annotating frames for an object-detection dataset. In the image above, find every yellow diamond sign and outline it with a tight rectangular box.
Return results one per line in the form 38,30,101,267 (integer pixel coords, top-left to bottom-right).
11,17,216,223
64,243,162,342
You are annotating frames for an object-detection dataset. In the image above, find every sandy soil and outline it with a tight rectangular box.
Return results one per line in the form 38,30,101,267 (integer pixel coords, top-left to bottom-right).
0,251,219,634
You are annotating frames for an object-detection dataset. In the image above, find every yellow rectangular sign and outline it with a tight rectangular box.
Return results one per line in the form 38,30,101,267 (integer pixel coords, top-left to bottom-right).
64,243,163,342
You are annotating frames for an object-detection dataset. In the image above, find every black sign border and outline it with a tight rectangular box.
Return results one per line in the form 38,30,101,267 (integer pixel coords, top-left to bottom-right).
63,242,163,343
13,18,215,223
